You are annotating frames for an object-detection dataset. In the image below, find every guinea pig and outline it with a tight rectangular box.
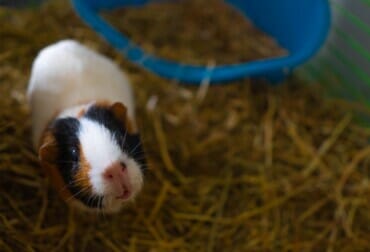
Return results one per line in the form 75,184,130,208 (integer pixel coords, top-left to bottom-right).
27,40,146,213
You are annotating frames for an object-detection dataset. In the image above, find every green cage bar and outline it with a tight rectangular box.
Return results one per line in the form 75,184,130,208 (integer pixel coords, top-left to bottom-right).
300,0,370,123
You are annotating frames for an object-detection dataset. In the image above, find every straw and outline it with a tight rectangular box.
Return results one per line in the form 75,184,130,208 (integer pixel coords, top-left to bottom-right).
1,0,369,251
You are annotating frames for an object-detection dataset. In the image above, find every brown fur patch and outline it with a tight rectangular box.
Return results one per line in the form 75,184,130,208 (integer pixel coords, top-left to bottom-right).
77,108,86,118
39,130,73,201
73,146,92,192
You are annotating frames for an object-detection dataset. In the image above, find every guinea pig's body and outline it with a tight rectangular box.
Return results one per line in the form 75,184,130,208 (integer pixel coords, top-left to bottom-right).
27,40,145,213
28,40,136,147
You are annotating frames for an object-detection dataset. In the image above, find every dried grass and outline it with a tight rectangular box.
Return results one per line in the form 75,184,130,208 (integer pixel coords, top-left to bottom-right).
0,1,370,251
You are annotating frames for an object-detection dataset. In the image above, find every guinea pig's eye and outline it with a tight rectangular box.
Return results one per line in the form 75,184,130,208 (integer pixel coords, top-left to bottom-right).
69,147,78,161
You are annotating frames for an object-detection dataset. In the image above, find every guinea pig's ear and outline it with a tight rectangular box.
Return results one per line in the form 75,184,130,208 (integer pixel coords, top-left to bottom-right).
110,102,136,133
38,131,58,164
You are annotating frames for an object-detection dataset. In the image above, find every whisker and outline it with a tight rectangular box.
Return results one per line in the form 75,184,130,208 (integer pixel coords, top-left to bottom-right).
58,179,88,193
134,157,148,165
96,195,102,218
130,149,145,156
129,141,142,155
65,187,89,203
40,142,77,148
57,159,78,163
132,155,146,162
140,166,149,171
95,194,104,216
134,159,147,165
118,130,128,147
52,162,80,169
64,178,90,187
86,194,95,209
99,197,106,219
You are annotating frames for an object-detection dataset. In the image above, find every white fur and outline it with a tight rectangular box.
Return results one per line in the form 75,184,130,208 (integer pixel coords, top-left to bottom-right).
58,103,92,119
78,118,143,210
27,39,135,148
78,118,122,194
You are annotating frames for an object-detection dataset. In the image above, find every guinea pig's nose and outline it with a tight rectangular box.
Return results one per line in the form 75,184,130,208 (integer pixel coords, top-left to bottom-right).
104,162,126,179
103,161,131,198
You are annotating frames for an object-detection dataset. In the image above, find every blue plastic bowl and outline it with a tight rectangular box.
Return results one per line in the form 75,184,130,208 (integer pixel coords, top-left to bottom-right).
72,0,331,84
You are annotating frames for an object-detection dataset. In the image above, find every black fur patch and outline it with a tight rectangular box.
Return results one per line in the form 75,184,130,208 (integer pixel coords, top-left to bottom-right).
51,117,103,209
84,105,147,170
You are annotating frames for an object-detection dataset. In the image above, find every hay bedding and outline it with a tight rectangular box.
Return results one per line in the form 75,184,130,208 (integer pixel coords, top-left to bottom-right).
103,0,287,64
1,1,370,251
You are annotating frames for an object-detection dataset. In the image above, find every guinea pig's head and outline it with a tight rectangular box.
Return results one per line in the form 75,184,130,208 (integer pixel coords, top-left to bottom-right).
39,102,146,213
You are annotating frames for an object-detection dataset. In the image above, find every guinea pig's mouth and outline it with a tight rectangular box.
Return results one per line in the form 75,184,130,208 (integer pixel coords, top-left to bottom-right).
115,189,131,200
